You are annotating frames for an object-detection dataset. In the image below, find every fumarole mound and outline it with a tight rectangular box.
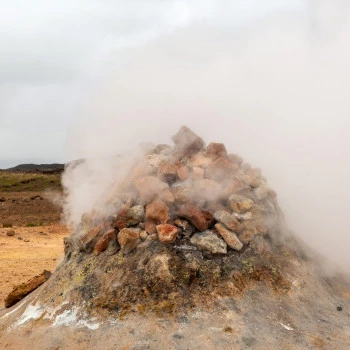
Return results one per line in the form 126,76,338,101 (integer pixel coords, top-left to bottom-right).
1,126,349,350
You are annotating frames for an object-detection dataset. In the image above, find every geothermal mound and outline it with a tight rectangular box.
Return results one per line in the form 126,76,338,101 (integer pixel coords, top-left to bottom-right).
1,126,349,350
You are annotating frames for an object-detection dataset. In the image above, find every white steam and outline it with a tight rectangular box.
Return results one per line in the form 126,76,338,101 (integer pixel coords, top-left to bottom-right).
63,1,350,269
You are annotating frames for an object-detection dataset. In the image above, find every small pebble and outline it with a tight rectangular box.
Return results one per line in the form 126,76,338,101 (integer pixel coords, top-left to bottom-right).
337,306,343,311
18,236,23,240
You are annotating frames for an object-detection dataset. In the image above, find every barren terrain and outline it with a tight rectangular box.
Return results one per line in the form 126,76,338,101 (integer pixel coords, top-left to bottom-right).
0,172,68,309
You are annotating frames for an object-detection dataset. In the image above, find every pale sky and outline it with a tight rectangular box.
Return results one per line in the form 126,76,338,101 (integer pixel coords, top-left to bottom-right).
0,0,307,168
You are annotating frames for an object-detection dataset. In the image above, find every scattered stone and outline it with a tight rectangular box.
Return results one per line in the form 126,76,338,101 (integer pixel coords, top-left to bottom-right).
114,205,145,229
147,154,168,168
30,195,43,200
38,232,48,236
206,142,228,160
118,228,141,254
93,229,118,255
177,205,214,232
4,270,51,308
6,230,15,237
174,219,195,236
215,223,243,251
214,211,242,232
0,197,6,202
190,231,227,254
146,200,170,224
228,194,254,213
24,239,30,242
337,306,343,311
173,185,194,203
18,236,23,240
172,125,205,157
156,224,179,244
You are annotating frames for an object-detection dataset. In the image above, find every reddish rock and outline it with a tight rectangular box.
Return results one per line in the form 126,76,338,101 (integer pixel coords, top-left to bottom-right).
157,161,178,183
114,205,144,230
118,228,141,254
145,221,157,235
93,229,118,255
177,166,190,181
215,223,243,251
145,200,170,224
4,270,51,308
214,211,242,232
205,157,238,182
177,204,214,232
135,176,169,202
172,126,205,157
206,142,228,160
156,224,179,243
79,223,110,252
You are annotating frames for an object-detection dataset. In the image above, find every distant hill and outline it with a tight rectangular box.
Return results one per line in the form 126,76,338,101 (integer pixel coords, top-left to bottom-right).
4,163,65,174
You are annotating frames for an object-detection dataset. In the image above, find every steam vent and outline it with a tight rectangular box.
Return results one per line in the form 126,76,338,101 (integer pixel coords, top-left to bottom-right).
1,126,349,350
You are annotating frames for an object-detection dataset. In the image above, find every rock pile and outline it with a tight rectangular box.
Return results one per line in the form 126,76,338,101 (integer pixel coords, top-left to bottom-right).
66,126,279,263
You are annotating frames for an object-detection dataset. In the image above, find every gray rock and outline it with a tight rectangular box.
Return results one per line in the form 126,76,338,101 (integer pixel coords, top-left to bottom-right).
190,231,227,254
215,223,243,251
214,211,242,232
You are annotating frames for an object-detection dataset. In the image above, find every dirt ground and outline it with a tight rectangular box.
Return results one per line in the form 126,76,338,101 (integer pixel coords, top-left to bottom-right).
0,190,68,308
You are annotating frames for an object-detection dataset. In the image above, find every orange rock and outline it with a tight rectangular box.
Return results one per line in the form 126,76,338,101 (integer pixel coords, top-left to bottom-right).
177,204,214,232
156,224,179,243
205,157,238,182
193,179,222,201
159,188,175,203
4,270,51,308
145,200,170,224
189,152,212,168
145,221,157,235
177,166,190,181
118,228,141,254
135,176,169,202
93,229,118,255
206,142,228,160
192,167,204,180
79,223,110,252
157,162,179,183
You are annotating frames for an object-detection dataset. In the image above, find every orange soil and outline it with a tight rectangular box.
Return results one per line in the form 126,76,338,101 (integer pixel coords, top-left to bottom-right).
0,224,69,308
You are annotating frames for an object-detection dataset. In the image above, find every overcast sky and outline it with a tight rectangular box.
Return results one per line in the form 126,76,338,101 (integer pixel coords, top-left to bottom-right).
2,1,350,267
0,0,309,168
